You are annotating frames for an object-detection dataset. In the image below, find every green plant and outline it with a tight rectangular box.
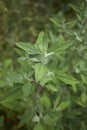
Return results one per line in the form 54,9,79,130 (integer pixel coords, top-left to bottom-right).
0,1,87,130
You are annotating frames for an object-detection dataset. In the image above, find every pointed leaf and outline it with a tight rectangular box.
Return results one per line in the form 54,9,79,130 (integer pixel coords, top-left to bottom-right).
57,101,70,111
0,87,22,103
46,84,58,92
56,71,79,91
16,42,40,55
36,31,44,47
48,35,72,55
50,18,61,28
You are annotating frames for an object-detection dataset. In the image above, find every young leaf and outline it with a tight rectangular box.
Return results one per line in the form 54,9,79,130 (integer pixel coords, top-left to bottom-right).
57,101,70,111
56,71,79,91
16,42,40,55
50,18,61,28
35,32,48,53
36,31,44,47
35,63,48,82
46,84,58,92
48,35,72,55
66,20,77,28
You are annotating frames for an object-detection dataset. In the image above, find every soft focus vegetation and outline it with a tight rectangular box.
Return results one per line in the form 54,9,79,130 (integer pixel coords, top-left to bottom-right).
0,0,87,130
0,0,76,60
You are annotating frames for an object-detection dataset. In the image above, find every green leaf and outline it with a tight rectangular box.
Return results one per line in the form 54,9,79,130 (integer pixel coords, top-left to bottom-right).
81,74,87,84
46,84,58,92
50,18,61,28
22,82,31,97
66,21,77,28
36,31,45,47
16,42,40,55
54,97,60,109
14,48,25,56
2,100,22,111
34,123,44,130
7,72,23,84
40,95,51,109
35,63,48,82
19,110,33,123
57,101,70,111
35,31,48,53
76,100,85,107
56,71,79,91
32,115,40,123
81,92,86,104
0,87,22,103
43,115,54,126
40,72,55,86
48,35,72,55
69,4,81,13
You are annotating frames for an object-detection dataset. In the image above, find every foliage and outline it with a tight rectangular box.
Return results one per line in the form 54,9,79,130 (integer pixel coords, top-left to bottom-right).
0,0,72,60
0,1,87,130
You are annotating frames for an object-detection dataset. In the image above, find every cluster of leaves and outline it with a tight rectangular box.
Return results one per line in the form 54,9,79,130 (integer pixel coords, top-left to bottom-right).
0,1,87,130
0,0,71,60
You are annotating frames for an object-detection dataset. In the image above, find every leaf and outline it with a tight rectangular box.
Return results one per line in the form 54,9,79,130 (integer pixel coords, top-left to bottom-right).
50,18,61,28
7,72,23,84
81,92,86,104
69,4,84,19
54,97,60,109
14,48,25,56
56,71,79,91
66,21,77,28
76,100,85,107
16,42,40,55
46,84,58,92
19,110,33,123
43,115,54,126
69,4,81,13
0,87,22,103
40,72,55,86
34,123,44,130
32,115,40,123
81,74,87,84
57,101,70,111
35,63,48,82
22,82,31,97
35,31,48,53
40,95,51,109
2,100,22,111
48,35,72,55
36,31,44,47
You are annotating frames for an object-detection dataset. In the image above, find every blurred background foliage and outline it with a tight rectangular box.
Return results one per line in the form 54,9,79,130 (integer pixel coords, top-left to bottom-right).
0,0,79,60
